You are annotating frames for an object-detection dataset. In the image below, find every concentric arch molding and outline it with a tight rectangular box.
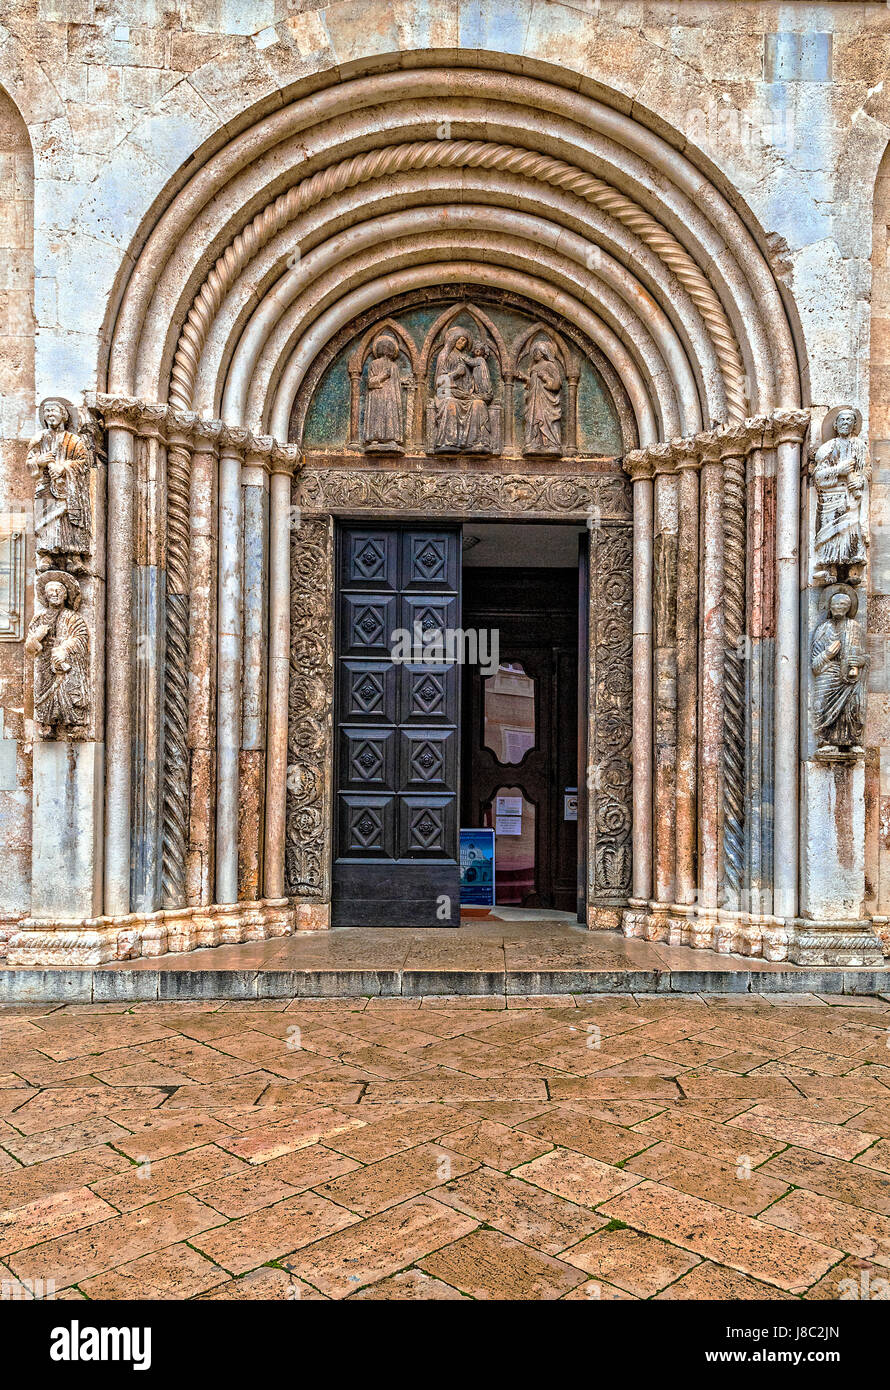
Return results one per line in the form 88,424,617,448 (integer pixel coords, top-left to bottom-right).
166,138,749,422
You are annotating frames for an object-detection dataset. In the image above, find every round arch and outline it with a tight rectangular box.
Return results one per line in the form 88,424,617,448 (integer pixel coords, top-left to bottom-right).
93,54,808,961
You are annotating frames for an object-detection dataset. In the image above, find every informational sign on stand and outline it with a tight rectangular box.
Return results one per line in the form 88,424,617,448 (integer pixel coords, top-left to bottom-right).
459,828,496,907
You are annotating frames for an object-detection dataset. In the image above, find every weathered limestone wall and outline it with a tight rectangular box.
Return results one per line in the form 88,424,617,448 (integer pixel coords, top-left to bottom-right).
867,144,890,947
1,1,890,960
0,85,33,942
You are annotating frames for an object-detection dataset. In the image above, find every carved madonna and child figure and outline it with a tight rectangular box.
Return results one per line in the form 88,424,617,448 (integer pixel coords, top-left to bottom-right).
432,325,496,453
809,408,870,761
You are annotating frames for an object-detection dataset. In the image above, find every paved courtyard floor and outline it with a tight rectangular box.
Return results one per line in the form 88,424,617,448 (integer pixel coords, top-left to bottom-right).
2,992,890,1300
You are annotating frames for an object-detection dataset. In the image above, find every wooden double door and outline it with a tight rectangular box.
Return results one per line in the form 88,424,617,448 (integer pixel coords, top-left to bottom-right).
332,522,580,926
333,524,461,926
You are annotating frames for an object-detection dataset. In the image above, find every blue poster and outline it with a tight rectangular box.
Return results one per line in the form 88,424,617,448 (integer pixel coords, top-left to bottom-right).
459,828,496,907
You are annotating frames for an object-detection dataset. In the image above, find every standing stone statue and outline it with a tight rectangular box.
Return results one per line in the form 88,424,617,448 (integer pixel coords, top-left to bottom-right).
432,327,493,452
24,571,90,738
810,406,869,584
362,333,404,450
27,399,92,574
520,339,563,453
811,588,868,754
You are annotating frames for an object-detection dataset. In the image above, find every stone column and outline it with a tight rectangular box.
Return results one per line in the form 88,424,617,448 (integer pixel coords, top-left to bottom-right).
161,418,195,910
745,442,775,922
720,437,750,915
104,413,136,917
187,423,220,907
698,445,724,913
215,432,245,905
650,462,678,934
674,455,699,909
239,444,270,899
264,454,297,900
131,411,166,912
773,420,802,923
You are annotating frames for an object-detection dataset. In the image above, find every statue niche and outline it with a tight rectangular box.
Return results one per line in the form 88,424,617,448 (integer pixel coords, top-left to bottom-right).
361,331,408,452
426,314,502,455
811,586,868,758
24,570,90,738
517,336,564,455
810,406,870,585
27,398,93,574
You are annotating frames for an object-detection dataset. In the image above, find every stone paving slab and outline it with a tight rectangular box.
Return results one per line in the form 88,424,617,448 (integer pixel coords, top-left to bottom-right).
0,925,886,1001
2,994,890,1300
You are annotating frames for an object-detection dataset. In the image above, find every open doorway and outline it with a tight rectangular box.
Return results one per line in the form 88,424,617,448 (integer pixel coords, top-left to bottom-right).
461,521,586,919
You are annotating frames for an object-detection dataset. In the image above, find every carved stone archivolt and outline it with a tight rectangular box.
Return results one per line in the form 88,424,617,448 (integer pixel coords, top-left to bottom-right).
165,138,749,425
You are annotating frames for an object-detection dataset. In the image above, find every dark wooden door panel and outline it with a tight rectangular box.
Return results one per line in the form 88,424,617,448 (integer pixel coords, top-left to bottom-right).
399,663,458,725
342,594,398,657
341,529,398,589
333,523,461,926
402,531,460,591
339,660,395,724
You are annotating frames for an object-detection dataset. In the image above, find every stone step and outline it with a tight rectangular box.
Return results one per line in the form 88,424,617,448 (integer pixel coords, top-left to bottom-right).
0,965,887,1003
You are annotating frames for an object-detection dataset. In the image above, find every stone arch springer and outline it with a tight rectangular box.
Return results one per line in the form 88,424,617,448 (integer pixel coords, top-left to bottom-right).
10,55,828,966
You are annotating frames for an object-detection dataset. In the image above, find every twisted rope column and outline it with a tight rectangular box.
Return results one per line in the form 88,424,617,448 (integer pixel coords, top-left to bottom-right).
167,139,747,421
722,447,748,907
162,424,194,908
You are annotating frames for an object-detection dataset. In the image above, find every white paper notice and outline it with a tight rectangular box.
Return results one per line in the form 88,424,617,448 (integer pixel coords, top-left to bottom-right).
495,795,523,816
495,815,522,836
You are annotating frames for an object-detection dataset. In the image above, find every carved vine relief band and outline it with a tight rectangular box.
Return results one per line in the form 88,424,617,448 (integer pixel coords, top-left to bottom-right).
287,471,633,904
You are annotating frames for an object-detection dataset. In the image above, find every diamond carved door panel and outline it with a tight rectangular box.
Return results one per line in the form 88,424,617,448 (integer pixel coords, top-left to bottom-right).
333,524,461,926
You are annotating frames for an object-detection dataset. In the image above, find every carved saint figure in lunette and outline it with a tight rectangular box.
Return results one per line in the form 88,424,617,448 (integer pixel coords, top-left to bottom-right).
24,571,90,737
811,407,870,584
433,327,493,452
27,399,92,573
362,332,404,450
811,588,868,754
519,338,563,454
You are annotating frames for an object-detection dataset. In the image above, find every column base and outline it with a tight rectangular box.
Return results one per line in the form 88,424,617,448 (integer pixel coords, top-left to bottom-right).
626,903,793,959
587,904,624,930
6,897,329,966
788,919,885,967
